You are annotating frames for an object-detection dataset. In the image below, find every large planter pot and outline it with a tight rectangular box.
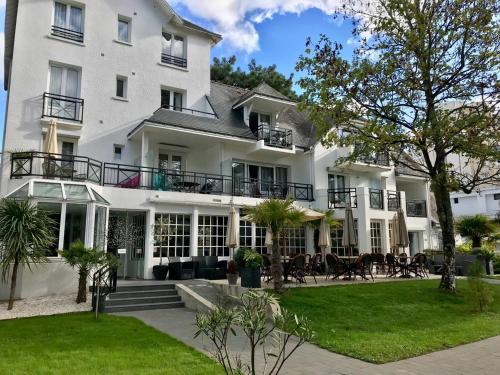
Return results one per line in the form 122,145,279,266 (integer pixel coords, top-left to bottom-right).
227,273,239,285
153,265,169,280
240,267,261,288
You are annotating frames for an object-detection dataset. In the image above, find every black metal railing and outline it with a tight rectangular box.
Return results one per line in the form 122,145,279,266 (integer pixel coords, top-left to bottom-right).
43,92,84,123
257,124,293,149
91,265,117,313
358,152,390,166
369,188,384,209
233,179,313,201
407,200,427,217
10,152,102,184
51,25,84,42
155,105,217,119
387,190,401,211
328,188,357,208
161,53,187,68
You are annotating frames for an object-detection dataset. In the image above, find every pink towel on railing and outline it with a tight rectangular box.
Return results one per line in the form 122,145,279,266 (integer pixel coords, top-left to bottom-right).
119,174,140,188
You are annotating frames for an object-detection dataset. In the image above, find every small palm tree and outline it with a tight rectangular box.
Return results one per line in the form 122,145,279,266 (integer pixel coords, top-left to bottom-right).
0,199,56,310
246,198,305,292
455,215,499,248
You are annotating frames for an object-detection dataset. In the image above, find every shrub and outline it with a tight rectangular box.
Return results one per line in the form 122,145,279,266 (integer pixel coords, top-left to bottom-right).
456,242,472,254
465,261,494,313
234,247,248,269
243,249,263,269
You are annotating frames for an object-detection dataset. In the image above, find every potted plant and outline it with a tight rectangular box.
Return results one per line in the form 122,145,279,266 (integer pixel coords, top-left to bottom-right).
238,248,263,288
227,260,238,285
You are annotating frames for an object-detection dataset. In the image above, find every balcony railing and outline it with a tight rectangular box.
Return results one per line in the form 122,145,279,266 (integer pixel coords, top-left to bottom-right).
369,188,384,209
43,92,84,123
51,25,84,42
10,152,102,184
387,190,401,211
407,200,427,217
102,163,314,201
328,188,357,209
161,53,187,68
257,124,293,149
156,105,217,119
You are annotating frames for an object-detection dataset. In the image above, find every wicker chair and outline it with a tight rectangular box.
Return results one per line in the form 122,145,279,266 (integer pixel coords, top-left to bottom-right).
261,254,272,283
409,253,429,278
371,253,386,274
325,253,345,280
385,253,397,277
289,254,307,284
304,253,318,284
353,253,374,281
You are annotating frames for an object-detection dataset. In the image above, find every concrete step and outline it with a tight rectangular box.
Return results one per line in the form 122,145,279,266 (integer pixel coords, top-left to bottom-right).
109,289,178,299
104,301,185,313
106,295,182,306
115,284,175,292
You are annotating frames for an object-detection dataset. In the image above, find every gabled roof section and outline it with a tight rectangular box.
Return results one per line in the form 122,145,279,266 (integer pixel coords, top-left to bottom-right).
232,82,296,109
130,82,316,149
4,0,19,89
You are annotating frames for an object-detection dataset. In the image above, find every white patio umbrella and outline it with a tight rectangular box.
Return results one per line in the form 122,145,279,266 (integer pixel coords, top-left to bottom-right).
396,208,409,254
342,205,358,262
226,205,239,258
318,218,331,268
44,120,58,154
265,226,273,254
390,214,399,254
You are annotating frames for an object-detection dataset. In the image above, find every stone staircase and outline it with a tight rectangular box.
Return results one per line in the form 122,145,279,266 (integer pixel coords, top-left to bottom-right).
104,284,184,313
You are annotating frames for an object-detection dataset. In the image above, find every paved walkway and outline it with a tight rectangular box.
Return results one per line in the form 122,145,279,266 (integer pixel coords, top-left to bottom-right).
115,308,500,375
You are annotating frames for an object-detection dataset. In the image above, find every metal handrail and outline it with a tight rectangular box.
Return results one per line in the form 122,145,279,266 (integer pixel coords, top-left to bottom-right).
369,188,384,209
387,190,401,211
51,25,84,42
407,200,427,217
257,124,293,149
328,188,357,208
91,265,117,315
154,104,217,119
161,53,187,68
43,92,84,123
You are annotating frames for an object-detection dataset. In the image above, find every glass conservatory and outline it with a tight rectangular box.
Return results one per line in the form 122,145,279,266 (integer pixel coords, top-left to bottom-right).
6,180,110,256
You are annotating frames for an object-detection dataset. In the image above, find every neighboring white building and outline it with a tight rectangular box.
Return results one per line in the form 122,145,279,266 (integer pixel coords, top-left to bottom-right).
0,0,433,299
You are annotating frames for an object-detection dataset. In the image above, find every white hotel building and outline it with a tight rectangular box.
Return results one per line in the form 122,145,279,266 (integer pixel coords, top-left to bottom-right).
0,0,434,298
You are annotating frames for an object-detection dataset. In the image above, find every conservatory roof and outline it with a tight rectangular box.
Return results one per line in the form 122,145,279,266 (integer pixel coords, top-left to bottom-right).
6,180,110,205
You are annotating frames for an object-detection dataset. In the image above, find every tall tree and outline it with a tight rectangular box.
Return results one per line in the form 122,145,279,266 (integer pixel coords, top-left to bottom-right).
296,0,499,291
0,199,56,310
211,56,300,100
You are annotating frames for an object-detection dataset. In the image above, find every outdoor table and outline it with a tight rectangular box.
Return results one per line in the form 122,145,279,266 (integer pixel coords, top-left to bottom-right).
342,260,357,280
397,257,412,278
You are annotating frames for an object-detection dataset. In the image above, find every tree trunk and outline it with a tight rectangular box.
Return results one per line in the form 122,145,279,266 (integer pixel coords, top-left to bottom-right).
76,268,88,304
471,237,481,249
431,172,456,292
271,234,283,293
7,256,20,310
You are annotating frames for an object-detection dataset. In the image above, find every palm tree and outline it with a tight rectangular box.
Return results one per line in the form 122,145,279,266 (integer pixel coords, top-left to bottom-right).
455,215,499,248
246,198,305,292
0,199,56,310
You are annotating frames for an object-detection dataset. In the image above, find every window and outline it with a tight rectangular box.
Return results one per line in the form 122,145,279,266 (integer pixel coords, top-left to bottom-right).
63,204,87,250
162,32,187,67
493,193,500,200
453,197,459,204
114,145,123,160
117,16,130,42
249,112,271,134
47,64,82,121
38,202,62,257
239,220,253,248
53,2,83,42
160,89,183,111
255,225,268,254
370,221,383,254
283,227,306,255
93,206,107,250
331,221,359,258
49,65,80,98
154,214,191,258
116,76,127,98
158,153,182,172
198,216,229,256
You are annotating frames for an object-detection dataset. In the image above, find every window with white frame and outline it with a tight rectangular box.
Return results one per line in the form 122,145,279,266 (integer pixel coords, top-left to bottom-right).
153,214,191,258
239,220,252,248
198,216,229,256
255,225,268,254
113,145,123,160
53,2,84,42
370,221,383,254
284,227,306,255
48,64,82,121
162,32,187,67
330,221,359,258
116,76,128,98
249,112,272,134
161,88,183,110
117,16,131,43
37,202,62,257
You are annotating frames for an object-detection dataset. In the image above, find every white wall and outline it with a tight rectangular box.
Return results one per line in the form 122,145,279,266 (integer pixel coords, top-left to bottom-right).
451,188,500,219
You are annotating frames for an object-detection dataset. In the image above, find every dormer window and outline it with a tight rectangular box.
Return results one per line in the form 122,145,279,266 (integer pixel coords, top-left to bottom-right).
52,2,84,42
162,32,187,68
161,88,183,111
249,112,271,134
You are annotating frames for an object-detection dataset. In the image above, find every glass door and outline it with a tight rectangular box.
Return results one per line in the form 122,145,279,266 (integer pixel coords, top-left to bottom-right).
261,166,274,196
232,162,245,195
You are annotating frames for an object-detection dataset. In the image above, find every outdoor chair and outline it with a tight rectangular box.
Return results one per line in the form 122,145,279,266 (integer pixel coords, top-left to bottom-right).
304,253,318,284
261,254,272,283
325,253,345,280
385,253,397,277
353,253,374,281
371,253,386,274
289,254,307,284
408,253,429,278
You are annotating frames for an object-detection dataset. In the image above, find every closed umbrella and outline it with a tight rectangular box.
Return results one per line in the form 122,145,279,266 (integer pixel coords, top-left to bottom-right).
342,205,358,262
390,214,399,254
318,218,331,268
396,208,409,254
44,120,59,154
265,226,273,253
226,205,239,258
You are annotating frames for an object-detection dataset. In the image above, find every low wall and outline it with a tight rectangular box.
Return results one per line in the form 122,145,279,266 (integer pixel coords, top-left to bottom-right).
0,259,78,300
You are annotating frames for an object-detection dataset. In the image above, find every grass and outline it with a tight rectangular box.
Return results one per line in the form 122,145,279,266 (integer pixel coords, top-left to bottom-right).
485,275,500,279
279,279,500,363
0,313,222,375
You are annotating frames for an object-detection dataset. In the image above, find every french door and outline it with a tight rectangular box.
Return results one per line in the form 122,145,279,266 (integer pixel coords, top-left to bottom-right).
49,65,81,120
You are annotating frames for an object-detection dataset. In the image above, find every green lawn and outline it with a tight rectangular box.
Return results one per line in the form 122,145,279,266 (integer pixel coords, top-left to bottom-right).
0,313,222,375
279,279,500,363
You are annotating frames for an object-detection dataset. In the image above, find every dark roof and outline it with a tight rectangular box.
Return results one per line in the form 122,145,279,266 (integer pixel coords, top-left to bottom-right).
132,82,316,149
233,82,295,108
181,18,222,42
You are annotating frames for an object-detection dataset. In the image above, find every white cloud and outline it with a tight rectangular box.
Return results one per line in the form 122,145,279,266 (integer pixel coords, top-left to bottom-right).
170,0,345,53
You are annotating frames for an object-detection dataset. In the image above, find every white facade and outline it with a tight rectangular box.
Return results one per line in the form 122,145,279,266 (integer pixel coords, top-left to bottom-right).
0,0,433,298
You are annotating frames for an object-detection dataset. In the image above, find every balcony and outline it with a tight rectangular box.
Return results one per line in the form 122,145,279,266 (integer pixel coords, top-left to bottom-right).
161,53,187,68
155,105,217,119
51,25,84,43
10,152,102,184
369,188,384,209
407,200,427,217
43,92,84,123
387,190,401,211
257,124,293,149
328,188,357,209
101,163,314,201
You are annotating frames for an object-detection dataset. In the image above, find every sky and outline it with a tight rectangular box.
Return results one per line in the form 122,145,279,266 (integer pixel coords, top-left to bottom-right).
0,0,356,151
